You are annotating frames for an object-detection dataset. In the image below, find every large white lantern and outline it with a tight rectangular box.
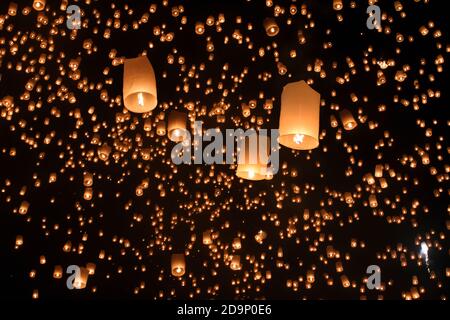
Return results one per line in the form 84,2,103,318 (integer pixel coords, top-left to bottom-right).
279,80,320,150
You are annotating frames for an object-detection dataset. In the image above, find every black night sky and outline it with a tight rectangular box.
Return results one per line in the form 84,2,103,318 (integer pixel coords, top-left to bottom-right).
0,0,448,301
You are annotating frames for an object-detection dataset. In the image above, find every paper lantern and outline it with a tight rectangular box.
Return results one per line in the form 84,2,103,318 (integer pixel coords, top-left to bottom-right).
19,201,30,215
333,0,343,11
123,56,157,113
15,235,23,246
83,172,93,187
232,237,241,250
53,265,63,279
156,121,166,136
340,275,351,288
307,270,315,283
86,263,96,275
340,109,357,130
98,144,111,161
8,2,17,16
83,188,93,200
73,267,89,289
263,18,279,36
202,231,212,245
168,111,188,142
279,80,320,150
230,255,241,270
236,133,272,180
33,0,46,11
171,254,186,277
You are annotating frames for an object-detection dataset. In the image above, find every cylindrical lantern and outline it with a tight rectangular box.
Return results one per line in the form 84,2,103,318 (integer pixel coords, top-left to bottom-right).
230,255,241,271
123,56,157,113
307,270,315,283
340,275,351,288
263,18,279,36
98,144,111,161
171,254,186,277
232,237,241,250
33,0,46,11
236,133,271,181
369,194,378,208
53,265,63,279
340,109,357,130
279,80,320,150
86,263,96,275
333,0,343,11
202,231,212,245
73,267,89,289
83,172,93,187
156,121,166,136
19,201,30,215
168,111,188,142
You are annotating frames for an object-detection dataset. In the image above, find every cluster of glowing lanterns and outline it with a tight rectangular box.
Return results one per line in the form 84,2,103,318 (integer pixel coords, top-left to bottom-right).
121,55,336,186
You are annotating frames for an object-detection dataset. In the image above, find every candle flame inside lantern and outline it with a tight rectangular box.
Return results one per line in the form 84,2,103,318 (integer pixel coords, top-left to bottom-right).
293,133,305,145
137,92,144,106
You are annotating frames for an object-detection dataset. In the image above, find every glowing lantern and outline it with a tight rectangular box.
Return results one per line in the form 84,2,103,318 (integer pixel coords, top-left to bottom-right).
8,2,18,16
98,144,111,161
236,133,272,180
339,109,357,130
202,231,212,245
156,121,166,136
83,188,93,201
86,263,96,275
341,275,351,288
230,255,241,270
123,56,157,113
83,172,93,187
168,111,188,142
263,18,279,36
15,235,23,246
279,80,320,150
19,201,30,215
307,270,315,283
369,195,378,208
333,0,343,10
53,265,63,279
73,267,89,289
232,237,241,250
171,254,186,277
33,0,45,11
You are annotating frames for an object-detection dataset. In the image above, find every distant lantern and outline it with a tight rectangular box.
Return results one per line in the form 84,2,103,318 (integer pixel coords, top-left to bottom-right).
53,265,63,279
19,201,30,215
236,133,272,181
86,263,96,275
123,56,157,113
263,18,279,36
230,255,241,270
333,0,343,10
307,270,315,283
202,231,212,245
168,111,188,142
15,235,23,246
339,109,357,130
232,237,241,250
195,22,205,35
171,254,186,277
33,0,46,11
98,144,111,161
156,121,166,136
279,80,320,150
73,267,89,289
341,275,351,288
83,172,93,187
8,2,18,16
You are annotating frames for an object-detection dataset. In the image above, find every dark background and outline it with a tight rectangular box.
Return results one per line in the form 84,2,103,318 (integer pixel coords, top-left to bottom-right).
0,0,448,300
